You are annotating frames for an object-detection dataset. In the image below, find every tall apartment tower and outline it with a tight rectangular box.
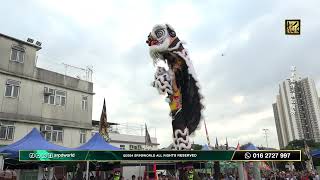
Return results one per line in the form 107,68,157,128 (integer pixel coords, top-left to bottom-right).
273,67,320,148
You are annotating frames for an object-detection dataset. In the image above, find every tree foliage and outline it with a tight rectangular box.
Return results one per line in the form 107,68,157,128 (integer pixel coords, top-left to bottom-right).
191,144,203,150
285,139,320,150
278,139,320,170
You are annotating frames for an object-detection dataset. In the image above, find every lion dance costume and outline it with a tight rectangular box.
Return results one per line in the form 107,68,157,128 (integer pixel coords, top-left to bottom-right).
146,24,204,150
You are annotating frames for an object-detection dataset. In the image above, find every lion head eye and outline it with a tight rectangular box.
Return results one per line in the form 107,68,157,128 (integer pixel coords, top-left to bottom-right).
155,29,165,39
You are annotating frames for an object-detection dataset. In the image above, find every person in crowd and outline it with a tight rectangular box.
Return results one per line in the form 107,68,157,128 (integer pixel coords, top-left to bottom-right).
314,172,320,180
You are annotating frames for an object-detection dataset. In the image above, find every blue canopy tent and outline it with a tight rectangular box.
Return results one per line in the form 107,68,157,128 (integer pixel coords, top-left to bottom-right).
311,150,320,157
242,143,258,150
73,133,119,179
0,128,70,158
74,133,119,150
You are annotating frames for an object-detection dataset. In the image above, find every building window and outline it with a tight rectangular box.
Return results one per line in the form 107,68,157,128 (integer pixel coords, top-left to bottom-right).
80,129,86,144
10,46,25,63
0,121,15,140
138,145,142,150
44,87,66,106
82,96,88,111
55,90,66,106
41,125,63,142
120,145,125,150
5,79,20,98
129,145,139,150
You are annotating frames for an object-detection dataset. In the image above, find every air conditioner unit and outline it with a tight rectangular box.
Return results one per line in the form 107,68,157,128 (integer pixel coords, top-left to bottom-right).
40,125,52,131
35,41,42,47
45,125,53,131
27,38,34,43
44,88,53,96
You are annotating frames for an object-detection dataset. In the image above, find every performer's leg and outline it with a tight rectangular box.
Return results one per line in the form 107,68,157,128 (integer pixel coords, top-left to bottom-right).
172,111,191,150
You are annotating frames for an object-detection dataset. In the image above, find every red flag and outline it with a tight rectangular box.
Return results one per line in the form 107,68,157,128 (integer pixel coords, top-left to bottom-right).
236,142,240,150
244,168,249,180
153,163,157,180
260,162,271,171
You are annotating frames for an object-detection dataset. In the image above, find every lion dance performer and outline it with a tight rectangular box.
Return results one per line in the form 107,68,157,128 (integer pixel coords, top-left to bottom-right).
146,24,204,150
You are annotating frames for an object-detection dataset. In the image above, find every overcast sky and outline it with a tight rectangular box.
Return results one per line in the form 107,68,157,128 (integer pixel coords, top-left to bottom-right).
1,0,320,148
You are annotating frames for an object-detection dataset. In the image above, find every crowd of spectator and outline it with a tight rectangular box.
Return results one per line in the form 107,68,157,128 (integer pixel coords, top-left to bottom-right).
260,171,320,180
72,170,320,180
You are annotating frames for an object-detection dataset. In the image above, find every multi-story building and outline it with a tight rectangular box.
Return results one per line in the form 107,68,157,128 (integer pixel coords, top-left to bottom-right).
0,33,94,148
91,121,159,150
0,33,159,180
273,68,320,148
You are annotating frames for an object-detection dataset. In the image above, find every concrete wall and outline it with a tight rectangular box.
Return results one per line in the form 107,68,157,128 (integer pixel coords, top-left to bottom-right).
110,133,158,145
91,128,159,150
0,34,94,148
108,133,158,150
0,34,93,93
273,103,285,149
303,78,320,142
35,68,93,93
0,73,93,129
0,122,92,147
62,126,92,148
0,35,37,78
0,122,37,146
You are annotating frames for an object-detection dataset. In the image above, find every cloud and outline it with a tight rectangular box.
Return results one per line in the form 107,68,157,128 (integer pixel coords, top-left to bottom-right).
232,95,245,104
36,0,115,28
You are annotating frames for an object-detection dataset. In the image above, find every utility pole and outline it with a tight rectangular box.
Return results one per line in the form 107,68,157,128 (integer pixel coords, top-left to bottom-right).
262,129,276,170
262,129,269,148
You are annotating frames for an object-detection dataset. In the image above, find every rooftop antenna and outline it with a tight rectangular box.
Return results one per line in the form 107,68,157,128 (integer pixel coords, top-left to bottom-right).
262,128,269,148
